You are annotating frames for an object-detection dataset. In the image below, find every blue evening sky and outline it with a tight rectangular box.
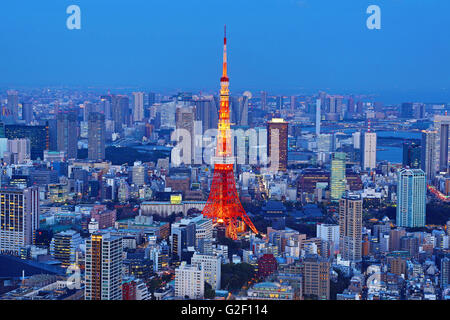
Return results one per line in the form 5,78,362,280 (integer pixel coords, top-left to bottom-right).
0,0,449,103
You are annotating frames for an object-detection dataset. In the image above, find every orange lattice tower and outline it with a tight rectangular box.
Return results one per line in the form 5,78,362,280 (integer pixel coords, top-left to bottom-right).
201,26,258,240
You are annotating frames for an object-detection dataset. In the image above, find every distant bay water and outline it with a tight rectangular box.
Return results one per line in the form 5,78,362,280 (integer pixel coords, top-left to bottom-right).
300,126,422,164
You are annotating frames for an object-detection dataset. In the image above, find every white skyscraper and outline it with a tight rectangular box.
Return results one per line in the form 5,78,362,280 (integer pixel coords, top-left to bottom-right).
363,131,377,170
175,262,205,299
132,92,145,122
7,138,31,164
191,252,221,290
316,223,340,252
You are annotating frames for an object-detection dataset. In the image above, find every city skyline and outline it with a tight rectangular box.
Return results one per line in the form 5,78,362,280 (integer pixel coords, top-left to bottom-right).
1,1,450,103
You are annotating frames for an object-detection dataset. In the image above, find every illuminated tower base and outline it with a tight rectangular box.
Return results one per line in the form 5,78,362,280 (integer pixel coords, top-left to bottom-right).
202,163,258,240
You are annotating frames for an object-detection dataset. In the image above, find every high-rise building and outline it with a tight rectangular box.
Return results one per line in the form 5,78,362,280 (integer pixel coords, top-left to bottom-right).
434,115,450,172
175,262,204,299
195,97,218,133
175,107,195,163
132,92,144,122
339,192,362,262
88,112,105,161
362,130,377,170
148,92,156,108
267,118,288,172
5,124,49,160
7,138,31,164
50,230,83,267
56,111,78,159
401,102,414,118
7,90,19,121
22,102,33,124
331,152,346,202
421,129,437,181
231,94,249,126
85,232,123,300
290,96,296,112
260,91,267,111
132,162,146,186
316,224,340,253
396,168,426,228
441,257,450,288
315,99,321,136
191,253,221,290
112,95,130,132
402,142,421,169
0,187,40,255
171,219,196,261
302,254,330,300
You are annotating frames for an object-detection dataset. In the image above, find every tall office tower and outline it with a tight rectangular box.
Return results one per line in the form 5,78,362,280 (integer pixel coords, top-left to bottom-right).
362,129,377,170
356,101,364,114
175,262,205,299
441,257,450,288
0,187,40,255
195,97,218,133
22,102,33,124
339,192,362,262
331,152,346,202
400,102,414,118
157,101,177,129
315,99,321,136
7,138,31,164
421,129,437,181
132,162,146,186
396,168,426,228
112,95,130,132
260,91,267,111
389,228,406,251
352,131,361,149
230,93,249,126
56,111,78,159
302,254,330,300
100,95,113,120
175,106,195,163
191,253,221,290
328,96,336,113
88,112,106,161
7,90,19,121
267,118,288,172
402,142,421,169
5,124,49,160
83,102,97,122
148,92,156,108
132,92,144,122
276,96,283,111
50,230,83,267
434,115,450,172
47,119,58,151
85,232,123,300
347,96,355,115
290,96,296,112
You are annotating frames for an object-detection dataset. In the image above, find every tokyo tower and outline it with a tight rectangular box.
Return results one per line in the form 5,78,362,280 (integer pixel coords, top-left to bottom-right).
201,26,258,240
